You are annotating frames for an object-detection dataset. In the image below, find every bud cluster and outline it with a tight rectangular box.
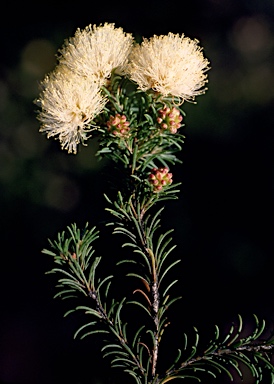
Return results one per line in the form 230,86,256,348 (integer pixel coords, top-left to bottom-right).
157,106,183,134
107,114,130,137
148,167,173,192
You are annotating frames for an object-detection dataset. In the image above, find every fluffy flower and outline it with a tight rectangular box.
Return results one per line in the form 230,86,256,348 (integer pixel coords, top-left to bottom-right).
35,65,106,154
58,23,134,85
126,33,210,102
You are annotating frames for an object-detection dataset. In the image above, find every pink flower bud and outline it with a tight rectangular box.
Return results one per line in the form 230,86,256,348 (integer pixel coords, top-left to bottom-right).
157,105,183,134
148,166,173,192
107,113,131,137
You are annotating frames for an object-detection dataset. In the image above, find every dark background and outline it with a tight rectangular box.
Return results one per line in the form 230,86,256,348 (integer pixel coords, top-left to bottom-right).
0,1,274,383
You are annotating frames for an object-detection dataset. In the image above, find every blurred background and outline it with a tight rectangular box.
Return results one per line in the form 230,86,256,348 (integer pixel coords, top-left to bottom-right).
0,0,273,383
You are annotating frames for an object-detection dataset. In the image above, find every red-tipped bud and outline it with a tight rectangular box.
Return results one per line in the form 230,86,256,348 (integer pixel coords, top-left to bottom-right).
157,105,183,134
148,167,173,192
107,114,131,137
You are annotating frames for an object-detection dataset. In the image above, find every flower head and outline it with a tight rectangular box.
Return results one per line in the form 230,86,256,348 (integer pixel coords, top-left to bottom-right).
35,65,107,154
126,33,210,102
58,23,134,85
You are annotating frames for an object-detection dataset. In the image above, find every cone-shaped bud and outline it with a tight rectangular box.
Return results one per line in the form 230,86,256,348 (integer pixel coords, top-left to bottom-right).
157,106,183,134
107,114,130,137
148,167,173,192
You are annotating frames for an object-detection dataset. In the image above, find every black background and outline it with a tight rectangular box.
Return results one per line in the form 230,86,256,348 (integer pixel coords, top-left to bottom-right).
0,1,274,383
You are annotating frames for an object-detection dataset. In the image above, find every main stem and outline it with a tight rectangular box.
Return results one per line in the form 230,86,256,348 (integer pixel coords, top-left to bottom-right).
147,248,160,378
131,198,161,380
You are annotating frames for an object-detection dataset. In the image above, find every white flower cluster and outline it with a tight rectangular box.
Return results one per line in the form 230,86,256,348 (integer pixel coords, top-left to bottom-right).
35,23,210,154
127,33,210,102
35,66,107,154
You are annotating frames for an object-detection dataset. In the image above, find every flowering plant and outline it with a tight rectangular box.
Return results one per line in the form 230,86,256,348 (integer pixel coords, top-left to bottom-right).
35,23,274,383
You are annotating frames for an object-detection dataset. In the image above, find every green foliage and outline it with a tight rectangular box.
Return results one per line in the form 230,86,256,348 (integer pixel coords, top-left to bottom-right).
164,314,274,383
42,72,274,384
96,76,185,172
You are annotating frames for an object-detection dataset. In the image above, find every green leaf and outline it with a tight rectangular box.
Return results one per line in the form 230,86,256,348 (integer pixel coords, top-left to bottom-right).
74,321,98,339
75,305,102,318
159,259,181,287
162,280,179,297
160,375,201,383
128,300,151,316
132,325,146,348
165,349,182,372
80,329,110,340
88,256,101,291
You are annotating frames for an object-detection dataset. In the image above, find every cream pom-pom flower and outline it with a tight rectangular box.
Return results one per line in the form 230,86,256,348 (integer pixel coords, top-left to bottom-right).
35,65,107,154
126,33,210,102
58,23,134,85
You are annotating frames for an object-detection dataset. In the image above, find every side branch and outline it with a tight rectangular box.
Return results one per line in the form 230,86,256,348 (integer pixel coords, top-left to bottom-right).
88,289,145,374
165,343,274,379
